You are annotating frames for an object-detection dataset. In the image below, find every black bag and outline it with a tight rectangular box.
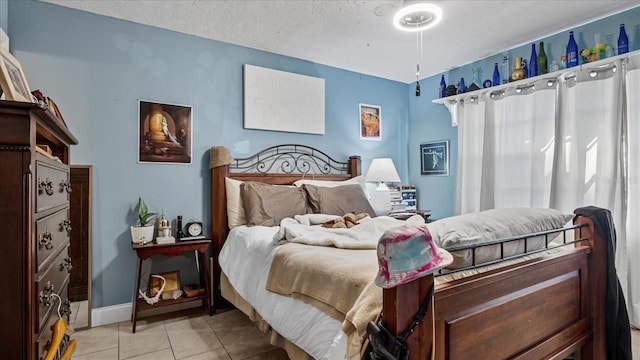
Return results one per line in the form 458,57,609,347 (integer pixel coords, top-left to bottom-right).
363,285,434,360
365,321,408,360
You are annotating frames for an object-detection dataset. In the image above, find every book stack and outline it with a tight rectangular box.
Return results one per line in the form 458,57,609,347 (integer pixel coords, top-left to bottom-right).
400,185,417,213
388,184,420,219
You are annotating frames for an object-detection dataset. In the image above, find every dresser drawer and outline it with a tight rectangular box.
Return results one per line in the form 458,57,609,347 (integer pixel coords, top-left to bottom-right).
36,286,70,360
36,159,70,213
36,208,71,272
37,248,72,332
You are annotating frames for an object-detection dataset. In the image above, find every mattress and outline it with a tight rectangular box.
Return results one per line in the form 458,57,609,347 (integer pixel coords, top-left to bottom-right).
219,225,353,360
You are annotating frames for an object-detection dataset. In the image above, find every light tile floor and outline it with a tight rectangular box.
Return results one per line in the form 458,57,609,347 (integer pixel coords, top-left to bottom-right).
71,308,288,360
72,308,640,359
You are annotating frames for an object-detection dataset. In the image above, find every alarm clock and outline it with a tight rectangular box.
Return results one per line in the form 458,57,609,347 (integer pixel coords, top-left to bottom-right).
185,219,203,237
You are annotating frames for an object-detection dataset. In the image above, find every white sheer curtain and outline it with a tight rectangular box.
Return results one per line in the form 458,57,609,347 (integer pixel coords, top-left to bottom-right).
624,55,640,327
456,78,556,213
455,98,486,214
454,53,640,327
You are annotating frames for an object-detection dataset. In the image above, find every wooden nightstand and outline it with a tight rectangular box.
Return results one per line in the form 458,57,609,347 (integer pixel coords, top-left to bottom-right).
131,239,211,333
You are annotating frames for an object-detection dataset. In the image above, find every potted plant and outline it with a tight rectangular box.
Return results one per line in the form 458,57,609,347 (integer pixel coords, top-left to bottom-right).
130,197,157,244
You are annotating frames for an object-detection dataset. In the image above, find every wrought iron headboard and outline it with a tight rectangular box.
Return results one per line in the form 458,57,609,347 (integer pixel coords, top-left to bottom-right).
229,144,351,175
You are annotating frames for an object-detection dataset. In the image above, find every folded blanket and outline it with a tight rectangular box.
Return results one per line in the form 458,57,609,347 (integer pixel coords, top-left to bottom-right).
273,214,424,249
266,243,380,357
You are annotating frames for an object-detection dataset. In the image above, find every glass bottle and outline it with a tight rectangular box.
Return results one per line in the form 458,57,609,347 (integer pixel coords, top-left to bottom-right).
529,43,538,77
501,54,509,84
458,78,466,94
567,31,579,68
511,57,526,82
618,24,629,55
538,41,548,75
439,74,446,98
176,215,185,240
492,63,500,87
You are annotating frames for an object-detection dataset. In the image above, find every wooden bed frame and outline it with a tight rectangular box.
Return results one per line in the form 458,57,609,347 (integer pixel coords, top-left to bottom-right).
210,144,607,360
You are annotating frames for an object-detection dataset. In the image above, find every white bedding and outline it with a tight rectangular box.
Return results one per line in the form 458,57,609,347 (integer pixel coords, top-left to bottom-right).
219,225,354,360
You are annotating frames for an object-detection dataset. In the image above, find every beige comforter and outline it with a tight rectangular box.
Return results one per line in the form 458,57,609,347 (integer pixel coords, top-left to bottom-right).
266,243,380,357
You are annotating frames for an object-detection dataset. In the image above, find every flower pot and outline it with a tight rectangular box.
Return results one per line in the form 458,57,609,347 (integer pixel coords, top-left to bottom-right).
131,225,154,244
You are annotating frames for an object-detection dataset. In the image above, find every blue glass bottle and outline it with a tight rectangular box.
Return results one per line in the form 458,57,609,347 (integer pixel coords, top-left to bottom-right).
567,31,579,67
492,63,500,87
439,75,446,98
458,78,466,94
618,24,629,55
529,43,538,77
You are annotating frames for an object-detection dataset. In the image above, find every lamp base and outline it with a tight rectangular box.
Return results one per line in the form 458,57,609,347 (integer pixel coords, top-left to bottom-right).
371,183,391,216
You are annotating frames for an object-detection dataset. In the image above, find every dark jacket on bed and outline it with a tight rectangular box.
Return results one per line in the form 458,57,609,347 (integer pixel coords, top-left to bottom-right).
574,206,632,360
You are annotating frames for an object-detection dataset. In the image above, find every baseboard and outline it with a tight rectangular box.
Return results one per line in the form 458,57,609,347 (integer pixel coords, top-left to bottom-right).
91,300,204,327
92,302,132,327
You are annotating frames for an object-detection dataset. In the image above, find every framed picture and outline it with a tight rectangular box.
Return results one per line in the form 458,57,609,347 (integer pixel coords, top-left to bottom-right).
359,103,381,141
420,140,449,176
138,100,192,164
0,46,31,102
149,271,181,297
46,97,68,128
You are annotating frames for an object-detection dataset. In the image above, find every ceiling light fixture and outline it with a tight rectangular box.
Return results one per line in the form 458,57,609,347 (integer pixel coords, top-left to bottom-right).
393,2,443,32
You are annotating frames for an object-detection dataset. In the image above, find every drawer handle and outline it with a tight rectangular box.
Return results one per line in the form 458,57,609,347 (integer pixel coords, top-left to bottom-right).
39,281,55,306
39,231,54,250
59,180,72,193
62,299,72,317
62,257,73,272
38,178,54,196
60,219,72,233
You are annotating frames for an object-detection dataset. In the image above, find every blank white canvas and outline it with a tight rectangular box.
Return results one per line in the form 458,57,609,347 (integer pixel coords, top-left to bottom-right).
244,64,325,134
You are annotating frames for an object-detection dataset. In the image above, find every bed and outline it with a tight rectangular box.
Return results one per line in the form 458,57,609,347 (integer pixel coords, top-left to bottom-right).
210,144,608,360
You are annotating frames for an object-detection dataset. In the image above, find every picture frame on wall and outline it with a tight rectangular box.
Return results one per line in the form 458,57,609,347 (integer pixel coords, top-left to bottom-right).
420,140,449,176
138,100,192,164
359,103,381,141
0,46,31,102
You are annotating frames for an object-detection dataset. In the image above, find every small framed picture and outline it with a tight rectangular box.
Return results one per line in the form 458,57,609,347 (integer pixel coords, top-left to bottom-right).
0,46,31,102
138,100,192,164
149,271,181,297
420,140,449,176
359,103,381,141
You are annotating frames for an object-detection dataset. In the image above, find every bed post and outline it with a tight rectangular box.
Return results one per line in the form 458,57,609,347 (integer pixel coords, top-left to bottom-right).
574,215,607,359
382,274,434,360
210,163,230,308
349,155,361,177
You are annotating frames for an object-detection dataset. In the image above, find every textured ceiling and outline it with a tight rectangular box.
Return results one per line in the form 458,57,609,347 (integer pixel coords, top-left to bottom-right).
43,0,640,83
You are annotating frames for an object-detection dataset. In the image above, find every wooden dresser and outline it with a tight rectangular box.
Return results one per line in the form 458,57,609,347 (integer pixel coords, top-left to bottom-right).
0,101,78,359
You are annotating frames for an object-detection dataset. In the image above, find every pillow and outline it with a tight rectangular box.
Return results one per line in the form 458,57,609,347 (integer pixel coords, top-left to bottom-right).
241,181,309,226
303,183,376,216
225,177,246,228
294,175,368,194
427,208,574,269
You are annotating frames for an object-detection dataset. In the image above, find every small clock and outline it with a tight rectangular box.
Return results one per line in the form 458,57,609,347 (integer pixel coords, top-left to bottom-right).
185,219,203,237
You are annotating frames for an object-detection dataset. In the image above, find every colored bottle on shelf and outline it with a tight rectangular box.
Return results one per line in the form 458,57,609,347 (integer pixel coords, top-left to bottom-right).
492,63,500,87
511,57,526,81
618,24,629,55
538,41,548,75
458,78,466,94
567,31,579,67
529,43,538,77
439,74,446,98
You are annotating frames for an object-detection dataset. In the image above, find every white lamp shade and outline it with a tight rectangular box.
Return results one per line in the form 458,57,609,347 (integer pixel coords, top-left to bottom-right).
366,158,401,183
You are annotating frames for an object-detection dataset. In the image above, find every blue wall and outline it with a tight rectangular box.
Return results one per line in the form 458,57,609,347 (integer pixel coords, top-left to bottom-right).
8,1,409,308
408,5,640,220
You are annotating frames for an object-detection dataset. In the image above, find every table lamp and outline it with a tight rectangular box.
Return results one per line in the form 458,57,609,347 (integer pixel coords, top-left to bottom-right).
366,158,401,216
